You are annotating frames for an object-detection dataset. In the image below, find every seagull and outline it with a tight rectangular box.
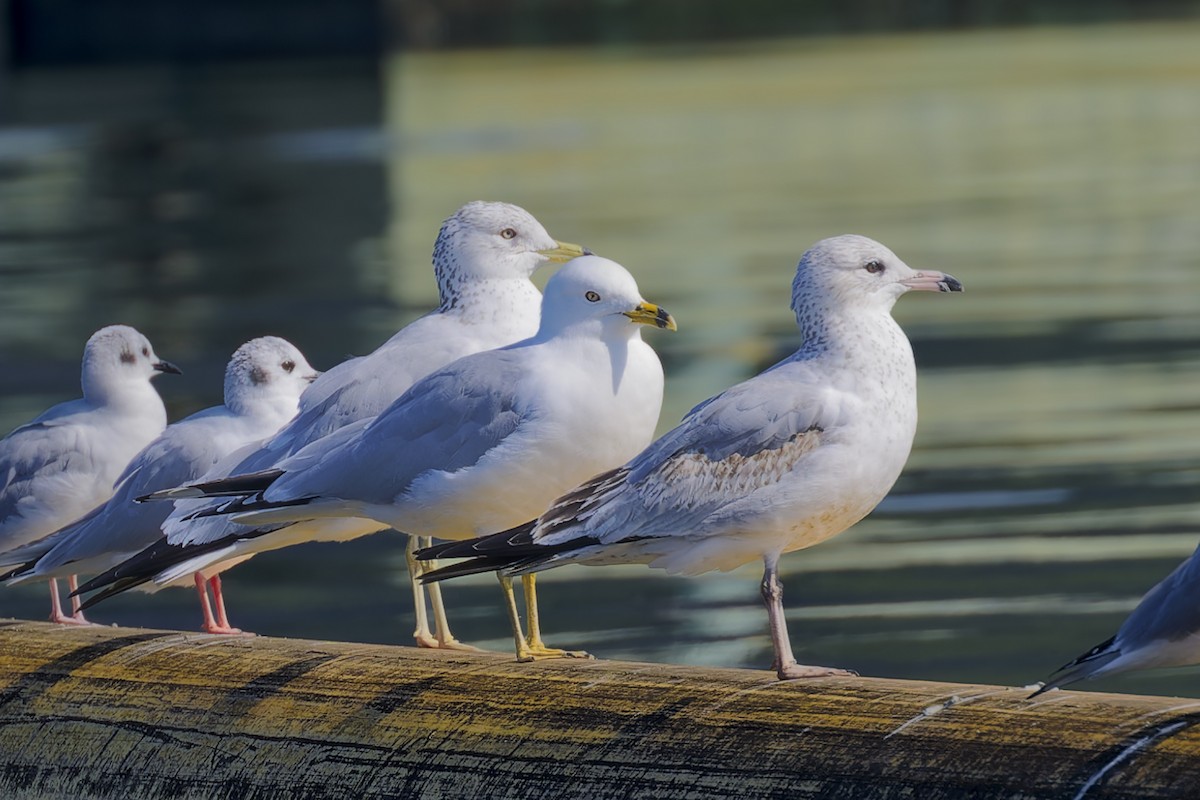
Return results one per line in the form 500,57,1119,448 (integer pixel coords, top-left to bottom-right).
0,324,180,624
1,337,318,634
81,200,587,648
418,235,962,680
1030,542,1200,696
76,256,675,660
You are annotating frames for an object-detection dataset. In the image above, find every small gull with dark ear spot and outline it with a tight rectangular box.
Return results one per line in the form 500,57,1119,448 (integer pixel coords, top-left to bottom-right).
3,336,316,636
0,325,177,625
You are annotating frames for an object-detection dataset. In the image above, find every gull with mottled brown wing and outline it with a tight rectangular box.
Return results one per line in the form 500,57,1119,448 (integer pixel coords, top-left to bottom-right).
418,234,962,680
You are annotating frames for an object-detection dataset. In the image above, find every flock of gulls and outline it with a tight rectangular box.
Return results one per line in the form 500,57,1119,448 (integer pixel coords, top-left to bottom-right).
0,200,1195,693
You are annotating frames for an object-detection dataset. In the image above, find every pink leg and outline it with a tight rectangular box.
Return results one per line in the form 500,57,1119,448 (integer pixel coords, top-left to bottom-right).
761,554,856,681
208,575,248,635
49,577,90,626
67,575,90,624
195,572,224,634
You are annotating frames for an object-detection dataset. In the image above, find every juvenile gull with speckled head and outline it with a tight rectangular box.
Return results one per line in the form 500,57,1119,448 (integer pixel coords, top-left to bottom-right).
418,234,962,680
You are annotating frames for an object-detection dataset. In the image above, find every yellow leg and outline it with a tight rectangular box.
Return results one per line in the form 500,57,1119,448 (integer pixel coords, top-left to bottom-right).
498,574,535,662
521,574,590,660
405,537,437,648
424,536,484,652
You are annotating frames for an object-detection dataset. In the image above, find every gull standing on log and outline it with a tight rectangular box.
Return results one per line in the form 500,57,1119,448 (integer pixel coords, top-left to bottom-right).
2,337,318,634
1031,542,1200,696
78,257,675,660
418,235,962,679
77,201,587,648
0,325,181,624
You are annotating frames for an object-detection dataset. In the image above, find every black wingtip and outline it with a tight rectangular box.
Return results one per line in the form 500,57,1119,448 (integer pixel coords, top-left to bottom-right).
415,520,539,562
77,577,145,611
1025,635,1118,699
1026,682,1054,699
0,562,34,583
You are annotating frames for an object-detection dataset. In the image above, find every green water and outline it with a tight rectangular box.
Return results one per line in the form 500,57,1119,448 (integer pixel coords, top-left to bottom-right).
3,21,1200,697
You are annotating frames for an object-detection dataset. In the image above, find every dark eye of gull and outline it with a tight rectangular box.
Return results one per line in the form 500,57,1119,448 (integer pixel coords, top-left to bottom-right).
864,260,886,275
141,346,150,357
585,291,601,303
500,228,517,240
282,360,295,373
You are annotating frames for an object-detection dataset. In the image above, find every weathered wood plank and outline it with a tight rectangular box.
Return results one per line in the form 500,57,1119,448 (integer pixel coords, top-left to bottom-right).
0,619,1197,799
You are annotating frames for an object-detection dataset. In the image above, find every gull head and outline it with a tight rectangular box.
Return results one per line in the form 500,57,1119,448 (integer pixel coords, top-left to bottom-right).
432,201,589,298
224,336,320,418
791,234,963,319
81,325,180,401
538,255,676,339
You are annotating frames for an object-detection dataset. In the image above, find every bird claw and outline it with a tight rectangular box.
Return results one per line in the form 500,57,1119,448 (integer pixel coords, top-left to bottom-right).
516,643,593,662
414,632,483,652
203,624,252,636
776,663,857,680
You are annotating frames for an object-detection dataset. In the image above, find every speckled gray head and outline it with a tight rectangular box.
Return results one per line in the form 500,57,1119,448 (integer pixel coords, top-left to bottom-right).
81,325,180,401
791,234,963,318
224,336,319,416
431,201,590,309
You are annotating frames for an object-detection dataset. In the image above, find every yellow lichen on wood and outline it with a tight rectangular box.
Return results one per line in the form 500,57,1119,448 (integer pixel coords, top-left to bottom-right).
0,619,1198,798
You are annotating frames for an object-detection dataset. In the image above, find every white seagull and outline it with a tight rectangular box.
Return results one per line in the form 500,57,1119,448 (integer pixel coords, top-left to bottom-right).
2,336,318,634
78,256,675,660
0,325,180,624
79,200,587,648
1031,542,1200,695
418,235,962,680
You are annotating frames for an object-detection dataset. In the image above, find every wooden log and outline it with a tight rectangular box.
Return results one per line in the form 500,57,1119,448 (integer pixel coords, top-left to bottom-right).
0,619,1198,799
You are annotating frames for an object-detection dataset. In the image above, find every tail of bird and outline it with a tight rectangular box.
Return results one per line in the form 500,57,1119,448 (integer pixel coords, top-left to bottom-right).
1028,636,1121,697
74,535,243,608
137,468,285,503
417,520,602,582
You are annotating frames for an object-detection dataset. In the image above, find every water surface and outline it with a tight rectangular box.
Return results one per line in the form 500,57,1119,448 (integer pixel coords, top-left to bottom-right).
2,22,1200,696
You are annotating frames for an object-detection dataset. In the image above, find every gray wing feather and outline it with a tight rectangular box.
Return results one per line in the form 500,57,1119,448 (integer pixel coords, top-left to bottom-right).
266,352,528,505
1117,543,1200,649
0,418,91,528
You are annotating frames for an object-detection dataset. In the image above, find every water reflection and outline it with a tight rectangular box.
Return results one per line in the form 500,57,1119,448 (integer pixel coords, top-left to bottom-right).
3,23,1200,696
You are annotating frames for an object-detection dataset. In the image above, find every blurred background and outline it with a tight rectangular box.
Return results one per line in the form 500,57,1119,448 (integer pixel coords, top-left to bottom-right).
2,1,1200,697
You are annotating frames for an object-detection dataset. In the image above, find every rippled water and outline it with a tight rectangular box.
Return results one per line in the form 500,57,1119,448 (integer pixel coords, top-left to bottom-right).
2,22,1200,697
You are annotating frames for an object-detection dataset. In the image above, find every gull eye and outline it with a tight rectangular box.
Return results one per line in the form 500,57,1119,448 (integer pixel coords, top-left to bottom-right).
500,228,517,240
585,291,601,303
282,360,296,373
864,260,886,275
141,346,150,357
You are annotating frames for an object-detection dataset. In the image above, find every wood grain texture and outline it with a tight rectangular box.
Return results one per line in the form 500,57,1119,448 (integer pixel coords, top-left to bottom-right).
0,619,1198,799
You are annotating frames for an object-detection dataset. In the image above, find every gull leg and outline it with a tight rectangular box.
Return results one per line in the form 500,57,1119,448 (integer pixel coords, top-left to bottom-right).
499,574,535,662
405,537,438,648
522,574,589,660
49,578,90,626
424,536,484,652
194,573,221,633
207,575,248,635
761,554,855,681
66,575,90,623
49,578,80,625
